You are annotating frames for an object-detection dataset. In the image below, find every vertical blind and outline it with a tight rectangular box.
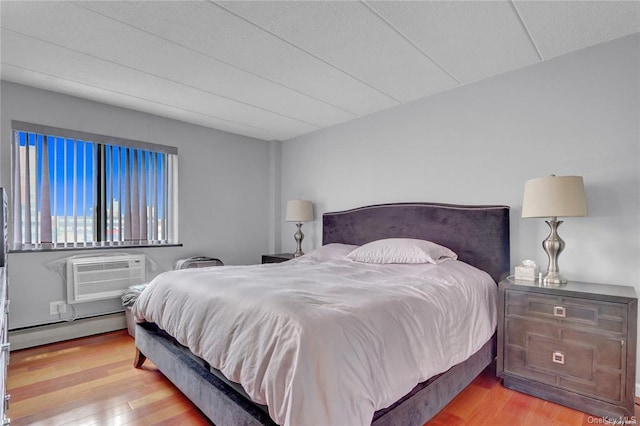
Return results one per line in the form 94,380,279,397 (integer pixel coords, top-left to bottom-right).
11,121,178,249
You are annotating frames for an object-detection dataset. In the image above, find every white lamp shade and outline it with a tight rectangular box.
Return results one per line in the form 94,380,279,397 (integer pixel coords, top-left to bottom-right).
285,200,313,222
522,175,588,218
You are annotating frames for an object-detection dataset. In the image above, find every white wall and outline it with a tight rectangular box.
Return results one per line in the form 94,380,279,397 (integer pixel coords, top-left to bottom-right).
1,81,275,329
281,33,640,288
281,33,640,389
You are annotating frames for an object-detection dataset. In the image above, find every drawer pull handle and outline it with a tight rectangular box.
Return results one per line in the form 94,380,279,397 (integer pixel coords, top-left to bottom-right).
552,351,565,365
553,306,566,318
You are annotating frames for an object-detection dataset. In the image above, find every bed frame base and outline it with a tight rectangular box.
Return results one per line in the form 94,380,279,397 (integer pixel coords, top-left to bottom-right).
135,322,495,426
372,337,496,425
135,323,276,426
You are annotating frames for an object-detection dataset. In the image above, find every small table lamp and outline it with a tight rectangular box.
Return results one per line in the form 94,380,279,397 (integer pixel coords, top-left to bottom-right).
285,200,313,257
522,175,587,285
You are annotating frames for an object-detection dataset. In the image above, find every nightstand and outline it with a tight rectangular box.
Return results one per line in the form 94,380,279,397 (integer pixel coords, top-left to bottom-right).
497,278,637,419
261,253,295,264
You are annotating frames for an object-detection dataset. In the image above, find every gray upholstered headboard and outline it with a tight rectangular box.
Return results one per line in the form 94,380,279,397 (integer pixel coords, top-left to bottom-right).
322,202,510,283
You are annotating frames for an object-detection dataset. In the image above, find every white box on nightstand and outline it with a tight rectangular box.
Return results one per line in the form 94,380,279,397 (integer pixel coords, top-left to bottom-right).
514,261,539,281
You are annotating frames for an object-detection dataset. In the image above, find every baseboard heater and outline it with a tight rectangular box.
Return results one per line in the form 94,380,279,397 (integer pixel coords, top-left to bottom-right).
8,312,127,351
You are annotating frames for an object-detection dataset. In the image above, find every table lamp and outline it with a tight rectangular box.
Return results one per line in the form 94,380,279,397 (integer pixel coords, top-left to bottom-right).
521,175,587,285
285,200,313,257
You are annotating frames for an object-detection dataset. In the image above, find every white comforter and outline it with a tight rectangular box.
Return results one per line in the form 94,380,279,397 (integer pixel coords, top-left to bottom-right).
133,245,497,426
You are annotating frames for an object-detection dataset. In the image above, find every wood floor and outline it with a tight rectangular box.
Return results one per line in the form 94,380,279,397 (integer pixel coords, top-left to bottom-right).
7,330,637,425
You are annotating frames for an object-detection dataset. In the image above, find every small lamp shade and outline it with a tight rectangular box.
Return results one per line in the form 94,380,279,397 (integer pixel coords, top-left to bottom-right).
522,176,587,218
286,200,313,223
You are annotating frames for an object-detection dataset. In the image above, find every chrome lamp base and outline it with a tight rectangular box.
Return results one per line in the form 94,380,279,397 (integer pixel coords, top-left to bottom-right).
542,217,567,285
293,222,305,257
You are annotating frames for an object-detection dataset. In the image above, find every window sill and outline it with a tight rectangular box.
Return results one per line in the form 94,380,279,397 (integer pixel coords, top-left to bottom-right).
10,242,183,254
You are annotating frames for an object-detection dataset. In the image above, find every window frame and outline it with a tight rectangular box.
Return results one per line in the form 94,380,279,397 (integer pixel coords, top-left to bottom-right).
10,121,179,251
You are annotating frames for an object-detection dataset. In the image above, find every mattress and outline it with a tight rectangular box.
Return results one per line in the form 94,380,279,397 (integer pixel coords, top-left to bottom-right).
133,244,498,426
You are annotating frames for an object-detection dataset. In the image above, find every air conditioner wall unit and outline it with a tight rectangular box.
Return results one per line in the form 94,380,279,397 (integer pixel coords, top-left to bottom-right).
66,254,147,304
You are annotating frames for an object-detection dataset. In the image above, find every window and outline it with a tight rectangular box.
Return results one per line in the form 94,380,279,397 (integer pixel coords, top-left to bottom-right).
11,121,178,250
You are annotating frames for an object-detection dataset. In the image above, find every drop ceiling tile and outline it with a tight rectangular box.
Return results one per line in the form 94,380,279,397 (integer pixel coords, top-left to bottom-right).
218,1,459,103
2,64,288,140
2,1,637,142
1,0,351,129
367,1,540,85
74,0,398,116
1,30,316,139
514,0,640,59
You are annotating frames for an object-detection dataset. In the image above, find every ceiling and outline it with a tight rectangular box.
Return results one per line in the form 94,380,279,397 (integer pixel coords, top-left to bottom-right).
2,1,639,142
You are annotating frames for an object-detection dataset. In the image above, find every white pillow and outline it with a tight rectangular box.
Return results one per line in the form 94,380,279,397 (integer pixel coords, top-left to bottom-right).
346,238,457,264
303,243,359,261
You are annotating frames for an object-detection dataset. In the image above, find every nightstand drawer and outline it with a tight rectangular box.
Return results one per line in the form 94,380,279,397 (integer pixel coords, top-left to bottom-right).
504,317,625,403
506,290,626,334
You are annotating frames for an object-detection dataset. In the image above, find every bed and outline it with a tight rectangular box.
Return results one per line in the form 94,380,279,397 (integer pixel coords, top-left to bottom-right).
133,202,510,425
